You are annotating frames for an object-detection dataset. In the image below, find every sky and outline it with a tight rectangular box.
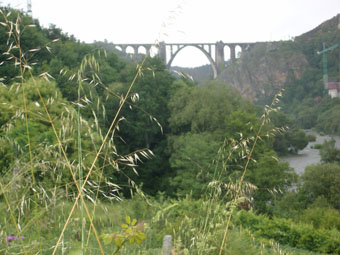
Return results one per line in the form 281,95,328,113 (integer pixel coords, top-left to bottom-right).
1,0,340,67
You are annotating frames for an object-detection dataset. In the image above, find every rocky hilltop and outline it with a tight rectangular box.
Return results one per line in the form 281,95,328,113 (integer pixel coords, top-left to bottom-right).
217,42,309,101
217,14,340,101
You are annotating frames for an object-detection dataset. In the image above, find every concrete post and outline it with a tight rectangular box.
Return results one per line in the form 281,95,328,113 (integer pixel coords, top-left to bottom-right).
162,235,172,255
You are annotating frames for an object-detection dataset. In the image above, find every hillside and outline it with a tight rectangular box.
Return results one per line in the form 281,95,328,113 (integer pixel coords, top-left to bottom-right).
217,41,309,101
216,14,340,102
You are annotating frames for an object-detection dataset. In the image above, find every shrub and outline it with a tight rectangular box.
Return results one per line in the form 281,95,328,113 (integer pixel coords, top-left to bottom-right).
302,163,340,209
235,210,340,254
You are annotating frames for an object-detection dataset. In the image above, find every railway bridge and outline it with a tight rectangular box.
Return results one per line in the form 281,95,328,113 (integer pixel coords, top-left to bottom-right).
113,41,256,78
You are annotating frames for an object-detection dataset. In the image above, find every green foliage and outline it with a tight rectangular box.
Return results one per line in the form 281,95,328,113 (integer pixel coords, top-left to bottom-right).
307,133,316,142
169,80,248,135
167,81,255,197
0,8,49,82
104,57,175,195
169,132,221,196
301,163,340,209
235,210,340,254
273,191,308,219
247,151,296,213
286,129,309,153
167,82,296,212
316,104,340,136
101,216,146,254
297,197,340,231
270,111,309,155
319,139,340,164
0,78,66,168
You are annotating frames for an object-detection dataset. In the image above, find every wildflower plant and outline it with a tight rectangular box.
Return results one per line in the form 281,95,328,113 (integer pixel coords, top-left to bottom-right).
101,216,147,254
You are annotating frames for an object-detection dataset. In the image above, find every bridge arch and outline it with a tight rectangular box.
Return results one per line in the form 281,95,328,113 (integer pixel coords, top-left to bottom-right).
167,45,218,79
235,45,242,58
138,45,147,54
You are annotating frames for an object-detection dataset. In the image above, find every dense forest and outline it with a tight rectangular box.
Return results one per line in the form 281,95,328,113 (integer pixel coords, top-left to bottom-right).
0,7,340,255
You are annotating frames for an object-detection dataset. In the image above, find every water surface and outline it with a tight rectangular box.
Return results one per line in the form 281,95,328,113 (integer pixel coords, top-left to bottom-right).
280,130,340,175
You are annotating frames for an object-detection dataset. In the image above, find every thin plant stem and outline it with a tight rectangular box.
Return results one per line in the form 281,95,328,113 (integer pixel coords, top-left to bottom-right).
56,55,149,252
0,181,28,255
78,77,85,254
24,70,105,255
7,12,42,254
218,93,280,255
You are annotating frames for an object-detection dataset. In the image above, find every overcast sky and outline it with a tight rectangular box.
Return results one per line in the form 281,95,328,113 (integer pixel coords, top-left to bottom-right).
1,0,340,67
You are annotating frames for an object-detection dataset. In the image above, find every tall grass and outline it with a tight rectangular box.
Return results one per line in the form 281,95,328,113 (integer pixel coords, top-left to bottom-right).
0,9,157,254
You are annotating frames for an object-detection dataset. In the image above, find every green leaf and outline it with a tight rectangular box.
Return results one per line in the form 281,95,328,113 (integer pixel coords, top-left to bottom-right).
136,231,147,241
131,218,137,226
125,216,131,225
121,223,129,229
114,236,123,248
101,233,114,245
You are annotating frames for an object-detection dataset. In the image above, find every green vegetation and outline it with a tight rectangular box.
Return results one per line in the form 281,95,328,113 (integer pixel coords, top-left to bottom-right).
319,139,340,164
272,18,340,136
0,7,340,255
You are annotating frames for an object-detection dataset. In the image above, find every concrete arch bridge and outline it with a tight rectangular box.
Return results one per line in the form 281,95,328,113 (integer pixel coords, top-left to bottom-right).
113,41,256,78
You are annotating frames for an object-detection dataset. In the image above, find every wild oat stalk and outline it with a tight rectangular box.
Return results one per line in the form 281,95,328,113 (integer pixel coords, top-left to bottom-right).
218,91,283,255
0,10,40,254
0,10,105,254
77,59,85,254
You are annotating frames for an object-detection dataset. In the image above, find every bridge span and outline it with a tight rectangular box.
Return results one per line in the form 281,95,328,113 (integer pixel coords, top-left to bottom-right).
113,41,256,78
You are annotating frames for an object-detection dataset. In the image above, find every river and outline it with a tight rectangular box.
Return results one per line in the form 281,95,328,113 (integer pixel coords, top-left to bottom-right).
280,130,340,175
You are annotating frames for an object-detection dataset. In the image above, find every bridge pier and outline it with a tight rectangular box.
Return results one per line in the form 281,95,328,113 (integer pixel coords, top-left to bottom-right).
158,41,167,66
229,44,236,63
215,41,225,74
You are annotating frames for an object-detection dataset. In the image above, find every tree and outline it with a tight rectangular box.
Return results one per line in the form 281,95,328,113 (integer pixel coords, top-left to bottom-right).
319,139,340,164
167,81,296,208
301,163,340,209
169,80,248,135
169,132,221,196
247,151,296,213
104,57,175,195
270,111,309,155
168,81,254,197
0,78,72,186
316,104,340,136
